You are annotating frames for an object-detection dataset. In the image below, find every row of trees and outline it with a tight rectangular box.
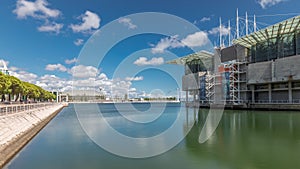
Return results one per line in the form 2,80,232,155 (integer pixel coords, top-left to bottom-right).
0,73,56,102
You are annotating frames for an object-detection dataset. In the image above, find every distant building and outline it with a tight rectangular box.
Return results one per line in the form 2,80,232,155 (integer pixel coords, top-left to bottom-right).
62,90,105,102
168,15,300,110
0,60,9,75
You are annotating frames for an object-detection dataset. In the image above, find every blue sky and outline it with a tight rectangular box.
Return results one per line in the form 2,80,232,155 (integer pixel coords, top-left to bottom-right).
0,0,299,98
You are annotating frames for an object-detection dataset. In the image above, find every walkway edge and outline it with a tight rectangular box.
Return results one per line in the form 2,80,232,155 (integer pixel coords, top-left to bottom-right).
0,105,65,168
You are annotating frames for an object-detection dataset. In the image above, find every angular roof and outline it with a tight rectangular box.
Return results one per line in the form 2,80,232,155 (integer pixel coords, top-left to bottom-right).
233,15,300,48
166,50,214,65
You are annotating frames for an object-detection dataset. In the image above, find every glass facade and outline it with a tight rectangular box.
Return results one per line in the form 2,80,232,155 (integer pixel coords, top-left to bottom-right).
184,59,206,75
297,32,300,55
250,32,299,63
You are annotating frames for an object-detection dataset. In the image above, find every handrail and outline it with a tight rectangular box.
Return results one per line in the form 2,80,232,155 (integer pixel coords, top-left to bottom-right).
0,102,56,116
252,100,300,104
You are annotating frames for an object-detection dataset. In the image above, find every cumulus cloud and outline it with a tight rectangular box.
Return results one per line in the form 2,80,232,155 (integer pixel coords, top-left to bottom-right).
258,0,285,9
98,73,108,80
65,58,78,64
2,58,145,97
37,22,63,33
74,39,84,46
151,32,209,53
1,59,36,83
118,17,137,29
181,31,209,47
69,65,99,78
133,57,164,66
2,57,172,99
13,0,61,19
200,17,211,22
10,71,38,83
37,74,69,91
45,64,67,72
151,35,184,54
70,11,100,34
194,17,211,24
208,25,230,35
125,76,144,81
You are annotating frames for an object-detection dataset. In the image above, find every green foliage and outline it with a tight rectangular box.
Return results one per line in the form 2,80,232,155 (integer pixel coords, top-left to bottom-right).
0,73,54,102
0,73,11,95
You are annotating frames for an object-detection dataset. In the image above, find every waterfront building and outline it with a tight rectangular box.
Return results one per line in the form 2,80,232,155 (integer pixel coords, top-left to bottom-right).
168,15,300,109
0,60,9,75
62,90,105,102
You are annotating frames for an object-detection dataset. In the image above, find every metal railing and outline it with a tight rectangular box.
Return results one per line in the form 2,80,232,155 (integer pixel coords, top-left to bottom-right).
253,100,300,104
0,102,56,116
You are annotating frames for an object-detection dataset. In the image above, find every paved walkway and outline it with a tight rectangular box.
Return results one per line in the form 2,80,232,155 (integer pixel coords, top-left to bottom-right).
0,104,64,149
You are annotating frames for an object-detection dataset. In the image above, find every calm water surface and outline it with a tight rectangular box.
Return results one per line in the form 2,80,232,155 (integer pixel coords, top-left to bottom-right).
5,103,300,169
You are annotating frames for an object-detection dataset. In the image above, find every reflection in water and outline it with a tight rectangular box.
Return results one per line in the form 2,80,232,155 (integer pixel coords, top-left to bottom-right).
186,109,300,169
5,104,300,169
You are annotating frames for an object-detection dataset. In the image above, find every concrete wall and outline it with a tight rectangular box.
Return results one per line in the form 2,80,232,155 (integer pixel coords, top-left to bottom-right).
272,91,289,101
256,92,268,101
293,90,300,100
248,61,272,84
221,46,236,62
236,45,247,61
220,45,247,62
274,55,300,81
248,55,300,84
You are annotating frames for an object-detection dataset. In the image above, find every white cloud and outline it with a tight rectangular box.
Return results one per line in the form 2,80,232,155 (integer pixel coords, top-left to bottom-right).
10,71,38,83
13,0,60,19
151,35,184,54
258,0,285,9
65,58,78,64
98,73,108,80
181,31,209,47
133,57,164,66
194,16,212,25
118,17,137,29
125,76,144,81
209,25,230,35
70,11,100,34
0,59,36,83
74,39,84,46
69,65,99,78
45,64,67,72
151,32,209,53
37,22,63,33
72,78,97,87
129,88,137,92
9,66,19,72
200,17,211,22
38,74,69,91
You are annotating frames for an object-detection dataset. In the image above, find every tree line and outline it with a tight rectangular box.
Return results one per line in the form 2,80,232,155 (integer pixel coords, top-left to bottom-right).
0,73,56,102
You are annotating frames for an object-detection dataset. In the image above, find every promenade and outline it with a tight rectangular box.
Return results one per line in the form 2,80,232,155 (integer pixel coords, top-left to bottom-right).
0,103,66,167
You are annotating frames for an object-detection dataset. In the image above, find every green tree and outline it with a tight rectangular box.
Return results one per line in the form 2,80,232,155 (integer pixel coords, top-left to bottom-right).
8,75,24,101
23,82,40,101
0,73,11,102
0,74,54,103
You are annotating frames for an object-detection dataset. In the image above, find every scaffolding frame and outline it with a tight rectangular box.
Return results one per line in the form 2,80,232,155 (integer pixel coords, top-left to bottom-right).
204,60,246,105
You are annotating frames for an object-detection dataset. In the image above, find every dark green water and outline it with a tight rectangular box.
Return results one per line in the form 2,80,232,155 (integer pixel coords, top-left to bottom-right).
5,103,300,169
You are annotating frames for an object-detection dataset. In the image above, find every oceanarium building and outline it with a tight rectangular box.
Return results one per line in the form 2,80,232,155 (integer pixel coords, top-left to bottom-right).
169,15,300,109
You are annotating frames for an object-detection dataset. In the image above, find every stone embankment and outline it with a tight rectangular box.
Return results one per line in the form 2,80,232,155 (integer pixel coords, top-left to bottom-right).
0,103,66,168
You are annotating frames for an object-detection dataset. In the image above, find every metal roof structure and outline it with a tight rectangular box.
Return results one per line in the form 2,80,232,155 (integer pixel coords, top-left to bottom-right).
166,50,214,65
233,15,300,48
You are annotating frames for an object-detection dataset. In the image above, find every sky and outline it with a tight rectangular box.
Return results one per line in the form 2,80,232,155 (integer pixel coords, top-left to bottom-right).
0,0,299,98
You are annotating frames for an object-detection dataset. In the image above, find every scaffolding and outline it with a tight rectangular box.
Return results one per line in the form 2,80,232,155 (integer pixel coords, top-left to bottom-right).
204,60,246,105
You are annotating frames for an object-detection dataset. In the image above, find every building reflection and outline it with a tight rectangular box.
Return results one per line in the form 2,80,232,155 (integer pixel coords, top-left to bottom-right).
184,109,300,169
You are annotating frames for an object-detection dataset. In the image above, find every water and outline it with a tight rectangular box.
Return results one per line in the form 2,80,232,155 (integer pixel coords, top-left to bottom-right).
5,103,300,169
